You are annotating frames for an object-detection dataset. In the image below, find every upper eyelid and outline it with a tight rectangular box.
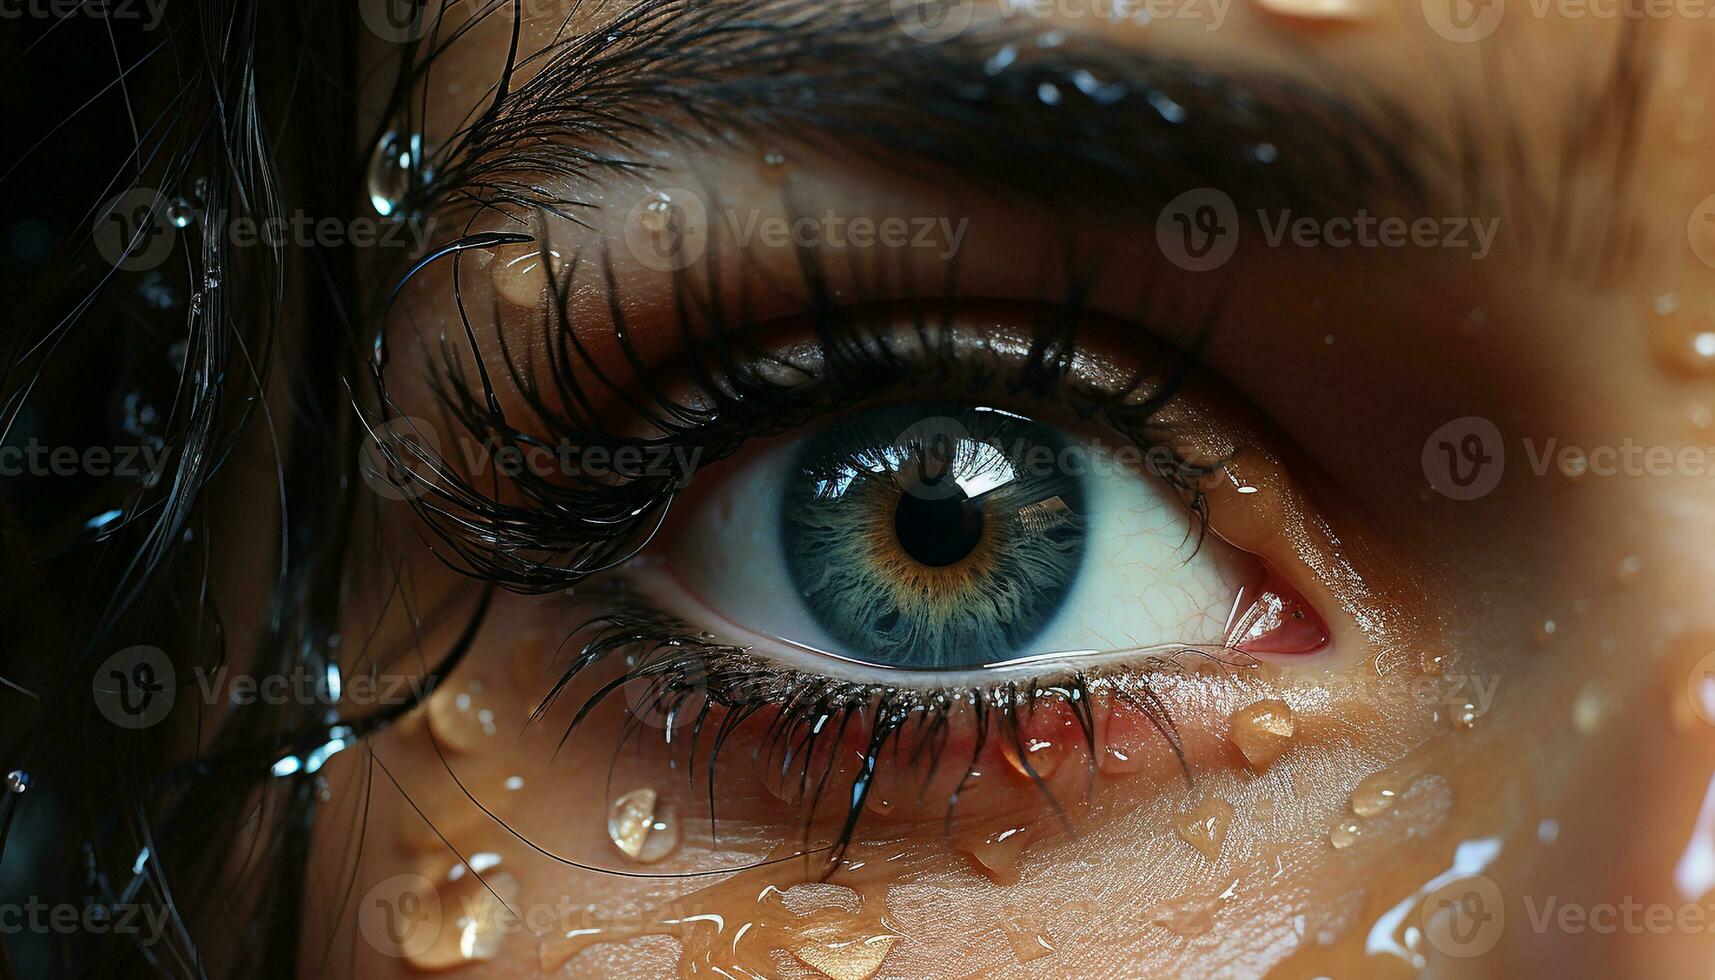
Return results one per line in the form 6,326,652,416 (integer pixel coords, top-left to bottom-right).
401,2,1439,226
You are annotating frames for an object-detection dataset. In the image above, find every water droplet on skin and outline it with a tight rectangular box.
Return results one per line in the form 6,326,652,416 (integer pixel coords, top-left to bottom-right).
1450,701,1481,731
426,680,499,753
1175,798,1235,860
1650,309,1715,377
1419,649,1446,675
957,825,1034,884
5,770,28,794
1329,818,1363,849
758,149,791,184
1227,699,1295,771
998,911,1057,963
1151,890,1227,937
404,864,520,970
1350,771,1401,817
1615,554,1643,585
1534,619,1559,647
1255,0,1371,16
1003,733,1067,780
488,243,562,309
1573,684,1610,734
792,933,898,979
1538,818,1560,844
607,788,680,863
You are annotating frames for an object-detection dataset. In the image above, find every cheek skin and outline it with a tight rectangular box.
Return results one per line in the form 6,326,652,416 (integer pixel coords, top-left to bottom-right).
301,589,1476,979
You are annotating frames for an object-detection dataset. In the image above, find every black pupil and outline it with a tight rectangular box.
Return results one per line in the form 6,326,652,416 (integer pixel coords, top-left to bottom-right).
894,472,984,567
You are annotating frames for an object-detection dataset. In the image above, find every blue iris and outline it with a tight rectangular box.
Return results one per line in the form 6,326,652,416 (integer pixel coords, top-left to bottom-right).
780,404,1087,670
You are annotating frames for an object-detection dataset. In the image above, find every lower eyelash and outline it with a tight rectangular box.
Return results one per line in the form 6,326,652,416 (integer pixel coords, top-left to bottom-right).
538,580,1225,872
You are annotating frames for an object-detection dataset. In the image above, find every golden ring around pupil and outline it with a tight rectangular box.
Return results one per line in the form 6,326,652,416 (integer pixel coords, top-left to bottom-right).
855,481,1015,618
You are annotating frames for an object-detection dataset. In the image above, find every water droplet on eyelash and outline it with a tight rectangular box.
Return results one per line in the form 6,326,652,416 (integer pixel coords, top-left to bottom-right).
427,680,499,753
367,130,425,218
997,910,1057,963
1573,684,1611,734
5,770,29,794
402,860,521,969
1174,797,1234,861
1449,701,1481,731
1350,770,1402,817
166,198,194,229
1146,90,1186,124
1329,818,1363,850
1254,0,1373,16
607,788,680,863
1227,699,1295,772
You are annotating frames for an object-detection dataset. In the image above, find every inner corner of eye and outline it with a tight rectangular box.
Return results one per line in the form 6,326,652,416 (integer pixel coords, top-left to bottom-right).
647,400,1330,675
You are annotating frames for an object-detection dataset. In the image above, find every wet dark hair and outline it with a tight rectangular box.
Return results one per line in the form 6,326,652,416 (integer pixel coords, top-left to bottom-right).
1,4,368,975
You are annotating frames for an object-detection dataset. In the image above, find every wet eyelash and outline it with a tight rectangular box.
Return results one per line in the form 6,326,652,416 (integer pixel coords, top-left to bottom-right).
533,582,1217,872
367,207,1224,596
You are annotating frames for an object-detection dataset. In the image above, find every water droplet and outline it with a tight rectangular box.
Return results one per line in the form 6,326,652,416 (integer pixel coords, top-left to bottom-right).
404,863,520,969
1534,619,1559,647
957,824,1033,884
758,149,791,184
1650,308,1715,377
607,788,680,863
1450,701,1481,731
1419,649,1446,675
792,933,898,979
1246,142,1279,164
488,243,562,308
1147,90,1186,124
367,130,424,218
1003,733,1067,780
1573,684,1610,734
5,770,28,794
166,198,194,228
1037,82,1062,106
1350,771,1401,817
1329,818,1363,849
1538,818,1560,844
1227,699,1295,771
1254,0,1373,17
1175,797,1234,860
983,45,1017,76
427,680,499,753
998,911,1056,963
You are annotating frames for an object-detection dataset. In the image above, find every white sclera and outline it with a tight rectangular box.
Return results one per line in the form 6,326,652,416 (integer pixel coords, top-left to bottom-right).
667,426,1253,670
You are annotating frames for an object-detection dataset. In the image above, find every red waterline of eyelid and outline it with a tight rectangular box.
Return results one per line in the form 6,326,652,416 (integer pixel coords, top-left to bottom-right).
1226,567,1330,656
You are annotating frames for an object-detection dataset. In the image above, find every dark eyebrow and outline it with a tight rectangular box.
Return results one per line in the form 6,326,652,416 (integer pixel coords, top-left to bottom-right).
405,0,1439,223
